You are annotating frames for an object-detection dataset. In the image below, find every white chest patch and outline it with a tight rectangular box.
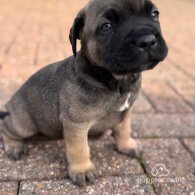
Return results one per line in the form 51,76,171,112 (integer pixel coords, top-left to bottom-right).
119,93,131,111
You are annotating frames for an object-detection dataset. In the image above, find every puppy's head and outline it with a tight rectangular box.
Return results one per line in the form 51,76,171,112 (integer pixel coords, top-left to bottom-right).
69,0,168,75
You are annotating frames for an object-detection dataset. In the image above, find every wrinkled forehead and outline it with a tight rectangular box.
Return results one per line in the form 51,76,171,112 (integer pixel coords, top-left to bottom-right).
84,0,150,21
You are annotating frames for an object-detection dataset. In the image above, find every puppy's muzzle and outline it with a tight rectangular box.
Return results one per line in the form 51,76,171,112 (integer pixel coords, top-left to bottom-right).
136,34,157,49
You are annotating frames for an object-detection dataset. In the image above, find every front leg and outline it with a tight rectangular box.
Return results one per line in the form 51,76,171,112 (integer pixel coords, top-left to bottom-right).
112,109,142,157
63,122,96,186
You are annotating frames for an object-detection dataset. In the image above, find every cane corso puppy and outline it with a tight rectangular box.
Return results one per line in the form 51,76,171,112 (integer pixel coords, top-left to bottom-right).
0,0,168,186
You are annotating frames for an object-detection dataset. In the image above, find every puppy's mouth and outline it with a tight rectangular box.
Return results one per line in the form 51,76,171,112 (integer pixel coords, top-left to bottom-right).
111,60,159,75
128,61,159,73
109,46,167,74
104,32,168,75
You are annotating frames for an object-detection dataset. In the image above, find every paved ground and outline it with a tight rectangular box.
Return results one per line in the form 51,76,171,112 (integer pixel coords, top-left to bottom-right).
0,0,195,194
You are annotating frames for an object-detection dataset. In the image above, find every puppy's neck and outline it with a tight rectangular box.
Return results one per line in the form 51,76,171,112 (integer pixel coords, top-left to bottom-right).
74,52,140,94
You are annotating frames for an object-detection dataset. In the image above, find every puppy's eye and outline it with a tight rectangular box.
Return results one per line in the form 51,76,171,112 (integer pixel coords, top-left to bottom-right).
101,23,113,32
151,9,159,21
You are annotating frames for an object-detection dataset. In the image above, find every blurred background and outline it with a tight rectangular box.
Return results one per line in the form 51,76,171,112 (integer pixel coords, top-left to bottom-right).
0,0,194,113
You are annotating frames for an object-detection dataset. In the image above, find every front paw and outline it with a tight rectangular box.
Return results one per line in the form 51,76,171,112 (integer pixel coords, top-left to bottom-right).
116,138,142,158
68,162,96,186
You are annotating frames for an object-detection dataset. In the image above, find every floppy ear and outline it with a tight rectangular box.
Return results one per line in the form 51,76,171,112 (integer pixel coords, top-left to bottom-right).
69,10,85,57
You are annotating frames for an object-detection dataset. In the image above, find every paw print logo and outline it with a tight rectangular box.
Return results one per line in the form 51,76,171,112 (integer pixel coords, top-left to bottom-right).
151,164,169,177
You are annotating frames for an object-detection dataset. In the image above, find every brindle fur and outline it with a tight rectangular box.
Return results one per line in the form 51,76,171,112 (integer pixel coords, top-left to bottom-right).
0,0,168,186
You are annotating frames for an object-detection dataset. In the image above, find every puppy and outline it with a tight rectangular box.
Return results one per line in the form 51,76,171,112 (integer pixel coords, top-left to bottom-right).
0,0,168,186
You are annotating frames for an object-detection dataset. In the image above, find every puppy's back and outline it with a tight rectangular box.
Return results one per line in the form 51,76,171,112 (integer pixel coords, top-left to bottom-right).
5,57,75,136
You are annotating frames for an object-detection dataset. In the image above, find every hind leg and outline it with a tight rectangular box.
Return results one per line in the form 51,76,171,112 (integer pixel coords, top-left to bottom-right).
1,115,38,160
1,131,27,160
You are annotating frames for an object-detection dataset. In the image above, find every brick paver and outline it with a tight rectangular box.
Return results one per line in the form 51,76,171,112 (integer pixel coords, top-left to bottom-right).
182,139,195,161
0,182,18,195
132,114,195,138
141,139,195,194
19,176,155,195
0,0,195,194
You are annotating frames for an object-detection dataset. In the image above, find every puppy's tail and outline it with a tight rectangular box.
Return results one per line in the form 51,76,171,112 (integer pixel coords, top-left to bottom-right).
0,111,9,119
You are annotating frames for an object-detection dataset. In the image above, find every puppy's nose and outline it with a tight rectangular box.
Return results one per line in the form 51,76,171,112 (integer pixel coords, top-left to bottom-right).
136,35,157,49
